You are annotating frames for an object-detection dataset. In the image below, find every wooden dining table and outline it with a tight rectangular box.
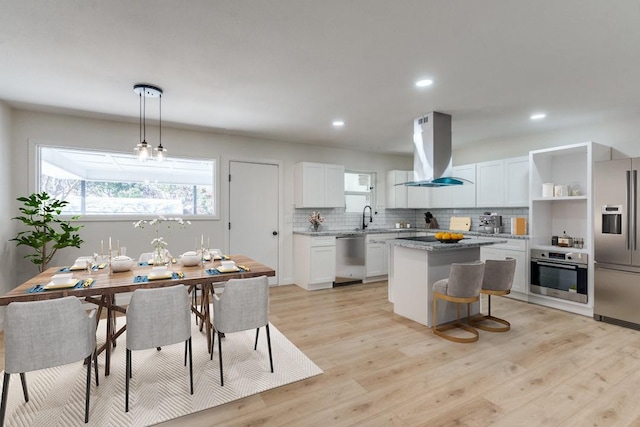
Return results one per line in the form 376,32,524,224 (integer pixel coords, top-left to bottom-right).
0,254,275,376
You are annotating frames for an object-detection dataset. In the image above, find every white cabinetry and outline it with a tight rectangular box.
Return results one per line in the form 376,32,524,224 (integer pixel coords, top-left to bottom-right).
386,170,408,208
529,142,611,314
451,164,476,207
480,238,528,300
476,160,504,207
294,162,345,208
293,234,336,290
504,156,529,206
365,233,398,280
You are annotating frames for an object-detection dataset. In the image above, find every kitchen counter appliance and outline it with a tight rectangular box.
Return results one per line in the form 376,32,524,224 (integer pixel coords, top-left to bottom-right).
479,214,502,234
594,158,640,327
334,235,365,286
530,249,588,303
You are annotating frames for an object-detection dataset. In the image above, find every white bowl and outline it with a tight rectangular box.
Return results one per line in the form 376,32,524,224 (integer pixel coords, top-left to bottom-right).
181,251,201,267
111,256,134,272
51,273,73,285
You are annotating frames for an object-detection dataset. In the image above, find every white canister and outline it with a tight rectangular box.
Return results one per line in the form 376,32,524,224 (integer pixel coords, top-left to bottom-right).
542,183,554,198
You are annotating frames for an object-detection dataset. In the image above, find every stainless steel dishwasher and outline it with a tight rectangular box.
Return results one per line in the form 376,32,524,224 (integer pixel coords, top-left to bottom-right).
335,235,365,286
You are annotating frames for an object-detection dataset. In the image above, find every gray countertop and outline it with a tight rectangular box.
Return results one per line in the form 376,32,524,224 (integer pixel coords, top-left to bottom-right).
293,228,528,240
385,237,508,252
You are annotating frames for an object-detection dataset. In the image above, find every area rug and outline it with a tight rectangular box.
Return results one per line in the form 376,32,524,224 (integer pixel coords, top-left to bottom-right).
1,319,323,426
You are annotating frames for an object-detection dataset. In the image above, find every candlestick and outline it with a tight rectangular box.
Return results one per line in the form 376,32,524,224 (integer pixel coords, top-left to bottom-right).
101,240,104,256
109,236,112,251
201,234,204,247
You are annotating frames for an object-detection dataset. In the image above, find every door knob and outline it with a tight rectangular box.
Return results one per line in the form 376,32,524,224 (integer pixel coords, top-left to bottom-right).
272,231,278,236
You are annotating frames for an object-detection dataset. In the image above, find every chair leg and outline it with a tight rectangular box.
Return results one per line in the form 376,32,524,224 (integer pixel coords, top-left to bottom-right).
254,328,260,350
266,324,274,373
218,331,224,386
94,349,99,387
125,349,131,412
85,355,92,423
157,347,161,351
1,372,10,427
19,373,28,402
210,327,216,360
184,341,188,366
433,293,479,343
188,337,194,395
470,294,511,332
193,289,198,326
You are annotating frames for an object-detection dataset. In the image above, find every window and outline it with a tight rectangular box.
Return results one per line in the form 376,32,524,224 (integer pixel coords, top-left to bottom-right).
38,145,217,217
344,171,375,213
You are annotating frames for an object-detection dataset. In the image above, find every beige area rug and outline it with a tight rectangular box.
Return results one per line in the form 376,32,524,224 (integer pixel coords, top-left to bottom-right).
2,318,323,426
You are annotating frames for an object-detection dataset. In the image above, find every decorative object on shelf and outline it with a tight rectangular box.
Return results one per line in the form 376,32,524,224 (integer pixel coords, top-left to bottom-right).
133,83,167,162
309,211,324,231
133,217,191,264
11,192,84,272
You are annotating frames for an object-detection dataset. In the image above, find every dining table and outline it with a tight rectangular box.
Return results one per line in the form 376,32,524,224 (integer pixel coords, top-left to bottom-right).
0,254,276,376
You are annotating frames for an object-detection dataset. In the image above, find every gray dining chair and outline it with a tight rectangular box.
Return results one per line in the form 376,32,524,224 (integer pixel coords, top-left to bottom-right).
210,275,273,386
471,257,516,332
125,285,193,412
1,297,98,425
432,261,485,343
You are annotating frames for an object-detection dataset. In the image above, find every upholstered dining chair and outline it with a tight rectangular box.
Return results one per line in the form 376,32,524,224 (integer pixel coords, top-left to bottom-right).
210,275,273,386
125,285,193,412
470,257,516,332
432,261,485,343
1,297,99,425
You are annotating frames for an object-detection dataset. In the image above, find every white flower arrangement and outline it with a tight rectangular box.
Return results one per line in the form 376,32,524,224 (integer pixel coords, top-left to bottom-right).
309,211,325,227
134,217,191,264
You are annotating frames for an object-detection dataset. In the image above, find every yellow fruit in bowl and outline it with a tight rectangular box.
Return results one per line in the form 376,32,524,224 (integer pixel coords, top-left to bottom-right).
442,233,452,240
435,232,443,239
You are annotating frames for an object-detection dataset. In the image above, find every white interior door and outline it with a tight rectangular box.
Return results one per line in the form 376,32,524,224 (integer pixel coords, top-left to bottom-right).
229,161,279,284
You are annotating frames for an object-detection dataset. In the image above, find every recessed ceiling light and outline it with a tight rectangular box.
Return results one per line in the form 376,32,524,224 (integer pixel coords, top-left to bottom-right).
415,79,434,88
332,120,344,127
530,113,546,120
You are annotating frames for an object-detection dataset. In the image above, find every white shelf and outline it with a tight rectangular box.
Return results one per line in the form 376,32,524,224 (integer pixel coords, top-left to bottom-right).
531,196,588,202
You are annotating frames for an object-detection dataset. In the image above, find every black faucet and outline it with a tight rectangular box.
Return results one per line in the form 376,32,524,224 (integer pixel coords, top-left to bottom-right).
362,205,373,229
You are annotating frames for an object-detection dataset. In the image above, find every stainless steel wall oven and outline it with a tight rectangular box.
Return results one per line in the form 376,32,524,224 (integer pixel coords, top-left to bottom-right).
530,249,588,303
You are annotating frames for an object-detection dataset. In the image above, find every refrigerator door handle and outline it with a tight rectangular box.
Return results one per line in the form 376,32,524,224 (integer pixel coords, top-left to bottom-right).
627,170,632,251
633,169,637,251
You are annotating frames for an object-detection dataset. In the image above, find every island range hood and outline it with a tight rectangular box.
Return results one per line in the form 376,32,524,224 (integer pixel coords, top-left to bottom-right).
404,112,472,187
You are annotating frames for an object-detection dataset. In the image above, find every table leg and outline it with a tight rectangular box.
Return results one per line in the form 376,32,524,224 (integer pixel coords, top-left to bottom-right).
105,296,112,376
202,283,212,352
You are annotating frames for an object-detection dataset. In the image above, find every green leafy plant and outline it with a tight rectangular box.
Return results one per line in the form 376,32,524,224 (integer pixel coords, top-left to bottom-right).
11,192,84,272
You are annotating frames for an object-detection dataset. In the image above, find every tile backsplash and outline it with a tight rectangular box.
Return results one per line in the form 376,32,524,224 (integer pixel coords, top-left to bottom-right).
294,207,529,234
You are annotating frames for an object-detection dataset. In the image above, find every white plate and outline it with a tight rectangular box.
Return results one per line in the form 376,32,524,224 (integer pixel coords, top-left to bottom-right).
68,264,86,271
148,272,173,280
217,266,239,273
44,279,78,289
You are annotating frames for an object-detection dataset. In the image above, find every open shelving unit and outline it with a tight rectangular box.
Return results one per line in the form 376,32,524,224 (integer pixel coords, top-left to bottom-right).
528,141,611,315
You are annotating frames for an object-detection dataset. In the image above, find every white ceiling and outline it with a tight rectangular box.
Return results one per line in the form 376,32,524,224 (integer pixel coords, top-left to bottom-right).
2,0,640,155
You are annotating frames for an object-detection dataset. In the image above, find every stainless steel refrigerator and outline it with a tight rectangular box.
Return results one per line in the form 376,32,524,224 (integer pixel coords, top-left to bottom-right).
594,158,640,326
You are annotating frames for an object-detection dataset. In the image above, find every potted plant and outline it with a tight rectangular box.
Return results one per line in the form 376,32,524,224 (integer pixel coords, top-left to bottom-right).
11,192,84,272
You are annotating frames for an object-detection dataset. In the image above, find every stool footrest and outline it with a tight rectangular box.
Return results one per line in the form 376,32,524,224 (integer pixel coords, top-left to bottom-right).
470,314,510,332
433,321,479,343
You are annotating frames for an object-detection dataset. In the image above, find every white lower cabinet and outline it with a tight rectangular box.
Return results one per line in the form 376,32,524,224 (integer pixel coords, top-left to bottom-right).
294,235,336,290
365,233,398,281
480,238,528,300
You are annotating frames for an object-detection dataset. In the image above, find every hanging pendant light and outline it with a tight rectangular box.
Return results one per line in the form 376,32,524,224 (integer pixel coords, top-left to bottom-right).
133,84,164,162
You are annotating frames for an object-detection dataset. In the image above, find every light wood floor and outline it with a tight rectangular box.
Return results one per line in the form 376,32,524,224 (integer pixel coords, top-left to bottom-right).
4,282,640,426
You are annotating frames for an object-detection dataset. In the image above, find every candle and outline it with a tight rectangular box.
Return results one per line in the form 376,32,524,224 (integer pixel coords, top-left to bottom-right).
117,240,120,256
109,237,112,251
101,240,104,255
201,234,204,247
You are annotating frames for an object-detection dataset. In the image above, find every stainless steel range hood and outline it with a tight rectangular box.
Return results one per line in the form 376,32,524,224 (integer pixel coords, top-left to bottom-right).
404,112,471,187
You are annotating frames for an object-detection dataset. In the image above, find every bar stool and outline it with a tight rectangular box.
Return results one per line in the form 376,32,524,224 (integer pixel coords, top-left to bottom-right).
471,257,516,332
432,261,485,343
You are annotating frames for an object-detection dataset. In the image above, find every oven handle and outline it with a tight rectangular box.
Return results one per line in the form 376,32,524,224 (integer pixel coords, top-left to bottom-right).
534,261,579,270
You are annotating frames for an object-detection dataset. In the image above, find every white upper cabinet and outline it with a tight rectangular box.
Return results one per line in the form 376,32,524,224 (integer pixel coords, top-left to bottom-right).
476,160,504,207
386,170,408,208
294,162,345,208
504,156,529,206
451,164,476,207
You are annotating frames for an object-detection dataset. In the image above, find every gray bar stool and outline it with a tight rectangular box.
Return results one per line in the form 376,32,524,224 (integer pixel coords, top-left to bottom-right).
432,261,485,343
471,257,516,332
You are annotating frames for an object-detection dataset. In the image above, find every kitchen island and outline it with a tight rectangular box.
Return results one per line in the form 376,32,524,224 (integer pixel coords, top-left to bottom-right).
386,236,506,327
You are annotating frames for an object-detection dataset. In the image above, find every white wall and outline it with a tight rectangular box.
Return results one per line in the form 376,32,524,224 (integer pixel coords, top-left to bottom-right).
10,109,412,286
454,112,640,164
0,102,14,328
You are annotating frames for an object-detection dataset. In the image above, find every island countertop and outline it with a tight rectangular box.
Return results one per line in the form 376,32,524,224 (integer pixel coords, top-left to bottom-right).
383,237,507,251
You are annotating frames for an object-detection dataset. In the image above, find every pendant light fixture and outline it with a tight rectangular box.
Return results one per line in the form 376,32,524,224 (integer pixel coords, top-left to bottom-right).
133,84,165,162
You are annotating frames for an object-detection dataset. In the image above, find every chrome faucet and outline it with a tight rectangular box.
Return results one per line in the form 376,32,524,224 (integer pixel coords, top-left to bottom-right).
362,205,373,229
